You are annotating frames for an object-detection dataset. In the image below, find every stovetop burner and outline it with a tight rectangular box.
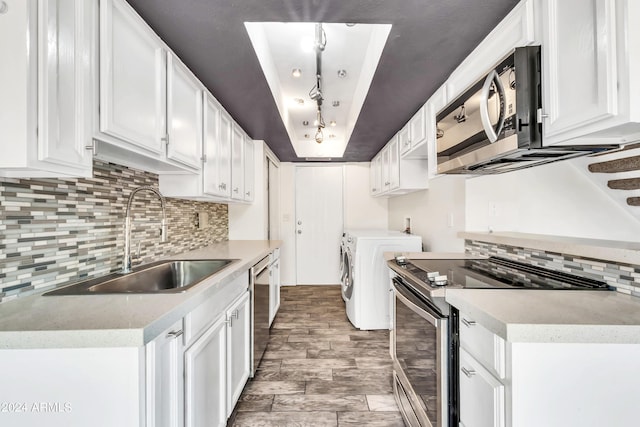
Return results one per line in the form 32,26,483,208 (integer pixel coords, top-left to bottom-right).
404,256,609,290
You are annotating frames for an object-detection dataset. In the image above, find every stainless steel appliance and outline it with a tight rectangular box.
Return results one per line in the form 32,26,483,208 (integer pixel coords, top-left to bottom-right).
389,256,610,427
250,255,270,376
436,46,617,174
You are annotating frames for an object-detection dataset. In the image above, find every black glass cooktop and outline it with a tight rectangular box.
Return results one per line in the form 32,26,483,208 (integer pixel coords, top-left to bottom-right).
405,257,609,290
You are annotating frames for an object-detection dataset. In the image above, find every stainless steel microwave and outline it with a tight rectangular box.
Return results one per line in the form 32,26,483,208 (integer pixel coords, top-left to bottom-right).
436,46,616,174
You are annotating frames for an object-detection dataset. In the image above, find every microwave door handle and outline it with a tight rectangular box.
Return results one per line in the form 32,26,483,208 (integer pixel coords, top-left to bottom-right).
479,70,506,143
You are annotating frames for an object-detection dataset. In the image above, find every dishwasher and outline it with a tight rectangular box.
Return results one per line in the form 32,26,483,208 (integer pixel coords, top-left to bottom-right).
250,255,270,376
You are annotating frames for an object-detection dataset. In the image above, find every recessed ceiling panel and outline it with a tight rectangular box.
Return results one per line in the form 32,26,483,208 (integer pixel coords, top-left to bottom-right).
246,22,391,159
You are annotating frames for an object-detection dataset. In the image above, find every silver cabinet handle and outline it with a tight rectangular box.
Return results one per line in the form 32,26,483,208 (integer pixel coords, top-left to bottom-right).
166,330,183,339
233,188,239,193
85,141,96,156
232,310,239,319
224,318,232,327
461,318,476,327
461,367,476,378
246,191,251,196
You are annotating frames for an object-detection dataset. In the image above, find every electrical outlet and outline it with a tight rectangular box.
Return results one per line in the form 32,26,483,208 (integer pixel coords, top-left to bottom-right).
447,212,454,228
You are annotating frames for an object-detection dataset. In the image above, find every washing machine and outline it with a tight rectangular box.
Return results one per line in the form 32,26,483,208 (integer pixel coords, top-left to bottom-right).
344,229,422,330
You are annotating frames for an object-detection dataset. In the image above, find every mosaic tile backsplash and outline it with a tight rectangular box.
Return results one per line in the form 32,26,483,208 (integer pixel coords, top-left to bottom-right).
465,240,640,297
0,161,228,302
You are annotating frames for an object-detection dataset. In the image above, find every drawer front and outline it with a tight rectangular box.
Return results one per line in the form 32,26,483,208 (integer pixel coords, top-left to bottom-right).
459,312,506,379
184,272,248,347
459,348,505,427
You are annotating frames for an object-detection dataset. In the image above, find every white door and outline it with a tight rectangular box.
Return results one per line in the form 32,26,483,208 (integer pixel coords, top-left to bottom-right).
295,166,344,284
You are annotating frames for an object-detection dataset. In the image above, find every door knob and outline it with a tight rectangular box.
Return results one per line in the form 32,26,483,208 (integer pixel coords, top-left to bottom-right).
297,220,302,225
297,230,302,234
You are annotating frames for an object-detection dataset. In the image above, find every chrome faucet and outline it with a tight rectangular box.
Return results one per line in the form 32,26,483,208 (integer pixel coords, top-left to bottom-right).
122,186,168,274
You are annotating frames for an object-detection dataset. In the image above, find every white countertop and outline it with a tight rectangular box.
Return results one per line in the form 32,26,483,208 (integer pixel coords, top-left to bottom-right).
446,288,640,344
0,240,281,349
459,231,640,265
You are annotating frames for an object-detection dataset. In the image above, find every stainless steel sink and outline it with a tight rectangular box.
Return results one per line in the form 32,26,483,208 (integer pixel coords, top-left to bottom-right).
44,259,235,295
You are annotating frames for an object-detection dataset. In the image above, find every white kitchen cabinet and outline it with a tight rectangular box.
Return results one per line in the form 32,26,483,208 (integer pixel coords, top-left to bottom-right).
231,124,245,201
167,53,203,170
370,154,383,195
244,138,255,202
184,315,226,427
146,319,185,427
539,0,640,146
459,348,505,427
98,0,166,156
217,111,233,197
269,256,281,326
225,291,251,416
399,105,427,157
0,0,93,178
202,93,230,198
371,134,429,197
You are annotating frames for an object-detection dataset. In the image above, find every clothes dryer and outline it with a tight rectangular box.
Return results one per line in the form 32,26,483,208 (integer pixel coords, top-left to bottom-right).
343,229,422,330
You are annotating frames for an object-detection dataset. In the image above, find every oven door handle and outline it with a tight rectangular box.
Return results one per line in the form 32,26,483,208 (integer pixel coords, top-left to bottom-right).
394,282,441,328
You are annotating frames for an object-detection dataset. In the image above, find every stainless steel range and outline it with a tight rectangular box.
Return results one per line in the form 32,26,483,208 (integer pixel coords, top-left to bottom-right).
389,256,610,427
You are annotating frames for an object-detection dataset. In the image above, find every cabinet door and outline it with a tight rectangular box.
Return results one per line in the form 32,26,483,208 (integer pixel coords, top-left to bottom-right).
100,0,166,154
230,124,245,200
459,348,505,427
408,105,427,152
218,111,233,198
370,155,382,195
541,0,618,143
381,146,391,192
226,292,251,416
203,93,222,197
244,138,255,202
146,320,184,427
398,126,411,155
184,316,227,427
388,136,400,190
37,0,93,176
167,53,202,170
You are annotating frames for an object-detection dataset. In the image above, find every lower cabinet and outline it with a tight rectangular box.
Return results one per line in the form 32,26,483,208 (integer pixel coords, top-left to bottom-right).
147,275,251,427
459,348,505,427
269,258,281,326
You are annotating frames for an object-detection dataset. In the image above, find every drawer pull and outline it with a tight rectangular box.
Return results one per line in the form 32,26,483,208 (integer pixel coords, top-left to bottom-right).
461,318,477,327
461,366,476,378
166,330,183,339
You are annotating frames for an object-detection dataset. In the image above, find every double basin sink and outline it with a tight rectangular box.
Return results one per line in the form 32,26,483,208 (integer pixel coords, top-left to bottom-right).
45,259,234,296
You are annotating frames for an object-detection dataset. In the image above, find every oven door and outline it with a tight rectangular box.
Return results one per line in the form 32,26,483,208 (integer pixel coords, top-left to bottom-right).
392,277,449,427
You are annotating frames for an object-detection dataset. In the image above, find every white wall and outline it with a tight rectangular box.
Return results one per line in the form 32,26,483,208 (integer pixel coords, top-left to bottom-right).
278,163,389,286
228,141,268,240
465,160,640,240
388,175,467,252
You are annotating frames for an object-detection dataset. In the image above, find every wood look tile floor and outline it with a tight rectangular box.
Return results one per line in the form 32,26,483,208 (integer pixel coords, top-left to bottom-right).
227,285,405,427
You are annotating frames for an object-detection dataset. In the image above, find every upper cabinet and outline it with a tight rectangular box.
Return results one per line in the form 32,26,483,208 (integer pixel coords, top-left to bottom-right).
244,139,255,202
371,134,429,198
230,125,245,201
166,53,203,170
98,0,166,157
539,0,640,146
202,94,231,199
0,0,94,178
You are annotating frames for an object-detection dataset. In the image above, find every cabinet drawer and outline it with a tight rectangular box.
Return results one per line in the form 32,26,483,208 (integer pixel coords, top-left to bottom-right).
459,312,506,379
184,272,248,347
459,347,505,427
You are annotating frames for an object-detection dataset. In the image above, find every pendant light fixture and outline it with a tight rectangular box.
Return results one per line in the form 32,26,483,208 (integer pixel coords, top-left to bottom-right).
310,23,326,144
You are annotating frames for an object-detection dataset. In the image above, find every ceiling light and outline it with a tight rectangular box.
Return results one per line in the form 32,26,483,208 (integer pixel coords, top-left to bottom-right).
345,23,356,27
330,120,337,127
337,69,347,78
292,98,305,106
304,134,310,139
292,68,302,78
332,101,340,107
329,134,336,138
302,120,309,126
315,128,323,144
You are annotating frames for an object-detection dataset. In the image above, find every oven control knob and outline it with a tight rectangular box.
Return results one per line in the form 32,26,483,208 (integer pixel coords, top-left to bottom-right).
427,272,440,280
432,275,448,286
